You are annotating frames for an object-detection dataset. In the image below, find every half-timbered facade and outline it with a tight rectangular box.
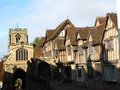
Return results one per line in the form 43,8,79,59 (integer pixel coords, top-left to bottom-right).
64,26,78,80
102,13,119,82
75,27,92,83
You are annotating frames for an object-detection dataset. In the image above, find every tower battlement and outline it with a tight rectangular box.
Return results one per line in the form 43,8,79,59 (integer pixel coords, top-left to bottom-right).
8,28,28,48
9,28,27,31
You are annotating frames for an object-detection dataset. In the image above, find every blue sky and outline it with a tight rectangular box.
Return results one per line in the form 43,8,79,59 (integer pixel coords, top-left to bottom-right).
0,0,117,58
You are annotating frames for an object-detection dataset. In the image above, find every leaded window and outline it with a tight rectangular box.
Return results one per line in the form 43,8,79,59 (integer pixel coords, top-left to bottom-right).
16,48,28,61
68,46,71,55
107,39,114,50
79,47,83,55
88,42,93,55
104,65,116,81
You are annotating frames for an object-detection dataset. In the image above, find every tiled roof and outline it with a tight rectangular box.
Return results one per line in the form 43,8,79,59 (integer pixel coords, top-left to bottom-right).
90,25,105,45
46,29,55,40
48,19,75,40
96,23,105,30
94,17,106,26
55,39,66,50
66,26,78,46
39,37,46,46
34,44,43,58
77,27,94,40
106,13,118,29
55,19,75,32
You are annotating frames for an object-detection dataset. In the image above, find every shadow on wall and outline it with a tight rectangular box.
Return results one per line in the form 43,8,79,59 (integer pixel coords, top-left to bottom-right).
13,68,26,89
2,68,26,90
2,72,13,90
26,58,51,89
86,44,120,90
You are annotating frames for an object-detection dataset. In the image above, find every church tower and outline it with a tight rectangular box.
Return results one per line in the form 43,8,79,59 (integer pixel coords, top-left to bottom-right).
8,28,28,48
4,28,33,73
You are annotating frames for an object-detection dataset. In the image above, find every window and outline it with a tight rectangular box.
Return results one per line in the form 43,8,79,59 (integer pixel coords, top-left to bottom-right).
16,48,28,61
88,42,93,55
79,47,83,55
107,39,114,50
15,33,21,43
68,46,71,55
53,49,59,56
104,65,116,81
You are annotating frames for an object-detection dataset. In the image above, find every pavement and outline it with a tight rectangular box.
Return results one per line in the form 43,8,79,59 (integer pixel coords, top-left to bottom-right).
50,79,89,90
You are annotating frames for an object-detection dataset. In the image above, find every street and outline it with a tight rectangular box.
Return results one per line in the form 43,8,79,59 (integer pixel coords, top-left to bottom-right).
50,79,89,90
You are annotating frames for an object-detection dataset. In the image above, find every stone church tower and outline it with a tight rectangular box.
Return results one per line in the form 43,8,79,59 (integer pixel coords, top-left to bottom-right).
4,28,33,73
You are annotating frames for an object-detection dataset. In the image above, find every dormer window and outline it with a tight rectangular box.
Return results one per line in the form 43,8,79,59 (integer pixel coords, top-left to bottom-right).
88,42,93,55
79,47,83,55
15,33,21,43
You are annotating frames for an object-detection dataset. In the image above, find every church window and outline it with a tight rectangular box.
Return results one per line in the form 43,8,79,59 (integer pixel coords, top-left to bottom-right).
16,48,28,61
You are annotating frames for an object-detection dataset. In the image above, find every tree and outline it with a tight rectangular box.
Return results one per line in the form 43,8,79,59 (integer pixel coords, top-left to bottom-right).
33,37,40,45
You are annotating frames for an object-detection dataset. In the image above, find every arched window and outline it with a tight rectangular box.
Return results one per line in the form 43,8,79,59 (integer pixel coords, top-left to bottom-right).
15,33,21,43
16,48,28,61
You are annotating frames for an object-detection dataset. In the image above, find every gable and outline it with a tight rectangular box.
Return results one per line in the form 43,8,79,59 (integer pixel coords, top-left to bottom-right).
95,19,100,27
77,33,80,40
49,19,75,40
88,35,93,42
94,17,106,27
65,39,71,46
106,17,114,29
103,13,118,41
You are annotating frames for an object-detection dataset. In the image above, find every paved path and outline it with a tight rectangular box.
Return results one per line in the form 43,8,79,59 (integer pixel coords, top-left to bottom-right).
50,79,89,90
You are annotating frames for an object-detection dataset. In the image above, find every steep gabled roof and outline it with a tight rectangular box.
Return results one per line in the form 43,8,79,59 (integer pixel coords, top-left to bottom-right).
39,37,46,47
48,19,75,40
77,27,94,40
90,24,105,45
55,39,66,50
55,19,75,31
45,29,55,40
106,13,118,29
65,26,78,46
94,17,106,26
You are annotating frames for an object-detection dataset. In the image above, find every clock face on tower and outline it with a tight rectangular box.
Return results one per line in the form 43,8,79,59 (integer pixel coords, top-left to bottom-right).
15,33,21,43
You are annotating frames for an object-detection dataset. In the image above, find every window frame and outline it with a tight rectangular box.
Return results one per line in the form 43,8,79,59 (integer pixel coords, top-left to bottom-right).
88,42,93,55
16,48,28,61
